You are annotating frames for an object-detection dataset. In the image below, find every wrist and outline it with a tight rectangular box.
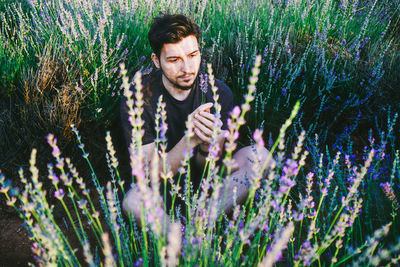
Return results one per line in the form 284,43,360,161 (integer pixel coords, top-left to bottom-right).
197,144,209,157
187,133,201,148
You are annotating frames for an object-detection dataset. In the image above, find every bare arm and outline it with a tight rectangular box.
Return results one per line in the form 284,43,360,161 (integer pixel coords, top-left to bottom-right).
140,103,215,177
140,132,199,177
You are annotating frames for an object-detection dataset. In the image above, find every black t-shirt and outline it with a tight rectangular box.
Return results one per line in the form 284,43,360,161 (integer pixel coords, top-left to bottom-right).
120,70,233,152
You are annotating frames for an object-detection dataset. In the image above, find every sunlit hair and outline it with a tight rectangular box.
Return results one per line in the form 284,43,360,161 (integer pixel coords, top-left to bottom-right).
148,14,201,58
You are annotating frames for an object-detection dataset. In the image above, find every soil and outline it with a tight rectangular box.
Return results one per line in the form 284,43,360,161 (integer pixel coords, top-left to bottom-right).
0,199,105,266
0,119,130,266
0,212,33,266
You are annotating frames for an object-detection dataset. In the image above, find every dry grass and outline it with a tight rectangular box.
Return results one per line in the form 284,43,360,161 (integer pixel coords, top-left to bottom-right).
21,39,82,140
0,39,84,177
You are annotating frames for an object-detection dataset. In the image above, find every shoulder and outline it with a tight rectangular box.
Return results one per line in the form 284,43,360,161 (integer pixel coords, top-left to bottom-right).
122,70,162,104
142,70,161,106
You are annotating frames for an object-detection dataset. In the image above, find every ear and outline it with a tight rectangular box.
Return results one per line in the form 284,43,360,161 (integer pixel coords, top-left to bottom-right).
151,53,160,69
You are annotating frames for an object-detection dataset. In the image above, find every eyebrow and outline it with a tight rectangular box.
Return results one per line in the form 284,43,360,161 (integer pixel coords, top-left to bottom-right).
166,49,200,59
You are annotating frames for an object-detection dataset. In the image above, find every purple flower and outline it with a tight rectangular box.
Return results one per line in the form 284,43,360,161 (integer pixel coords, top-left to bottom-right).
381,181,390,189
279,178,296,195
54,188,64,199
192,237,201,245
199,73,208,94
321,187,328,196
283,159,299,176
263,46,269,57
270,199,280,210
380,181,399,210
294,211,304,221
134,258,143,267
231,106,241,118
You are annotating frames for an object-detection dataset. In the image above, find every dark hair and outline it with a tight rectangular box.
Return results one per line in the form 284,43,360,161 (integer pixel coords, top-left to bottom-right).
148,14,201,58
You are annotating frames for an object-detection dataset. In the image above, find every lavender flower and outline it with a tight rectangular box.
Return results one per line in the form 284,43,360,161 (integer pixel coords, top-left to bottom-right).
105,131,119,169
283,159,299,177
54,188,65,200
199,73,209,104
259,222,294,267
380,182,399,210
102,233,116,267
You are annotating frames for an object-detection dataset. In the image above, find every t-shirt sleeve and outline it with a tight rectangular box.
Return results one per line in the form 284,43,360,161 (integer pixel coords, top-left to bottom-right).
215,80,234,130
120,91,156,147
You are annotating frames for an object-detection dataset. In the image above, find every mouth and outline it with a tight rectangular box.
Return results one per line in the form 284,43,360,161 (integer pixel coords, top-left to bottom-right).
179,74,194,81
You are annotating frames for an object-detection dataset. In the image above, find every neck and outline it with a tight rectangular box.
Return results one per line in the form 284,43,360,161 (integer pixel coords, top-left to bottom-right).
161,75,192,101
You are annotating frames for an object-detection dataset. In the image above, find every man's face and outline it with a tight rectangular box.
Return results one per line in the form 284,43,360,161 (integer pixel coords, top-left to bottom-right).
152,35,201,91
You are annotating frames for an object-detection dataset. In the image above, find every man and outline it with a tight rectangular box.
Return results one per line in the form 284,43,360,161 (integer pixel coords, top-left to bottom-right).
120,14,270,224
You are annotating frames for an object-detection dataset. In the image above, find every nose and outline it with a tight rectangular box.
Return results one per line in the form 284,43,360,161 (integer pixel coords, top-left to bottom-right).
181,58,192,73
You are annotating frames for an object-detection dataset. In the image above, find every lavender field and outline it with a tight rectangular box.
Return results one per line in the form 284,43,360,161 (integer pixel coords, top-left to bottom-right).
0,0,400,266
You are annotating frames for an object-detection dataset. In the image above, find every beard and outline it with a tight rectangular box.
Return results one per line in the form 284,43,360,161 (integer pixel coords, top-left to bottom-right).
160,69,198,91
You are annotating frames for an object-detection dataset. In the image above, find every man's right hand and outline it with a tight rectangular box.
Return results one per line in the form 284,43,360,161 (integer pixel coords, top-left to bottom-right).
188,103,213,147
189,102,225,149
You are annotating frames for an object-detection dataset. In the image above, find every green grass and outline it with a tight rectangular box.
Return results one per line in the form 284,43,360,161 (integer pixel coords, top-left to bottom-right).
0,0,399,265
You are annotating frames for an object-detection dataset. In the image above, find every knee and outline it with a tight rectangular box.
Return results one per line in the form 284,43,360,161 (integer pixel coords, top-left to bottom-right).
123,188,142,221
252,146,275,170
258,146,274,168
234,145,274,170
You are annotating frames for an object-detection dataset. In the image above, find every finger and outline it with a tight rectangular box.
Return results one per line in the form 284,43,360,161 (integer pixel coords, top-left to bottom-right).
195,103,213,114
190,103,213,121
196,113,223,131
198,111,215,122
194,119,213,137
199,111,221,126
194,127,211,144
195,114,214,129
197,111,223,129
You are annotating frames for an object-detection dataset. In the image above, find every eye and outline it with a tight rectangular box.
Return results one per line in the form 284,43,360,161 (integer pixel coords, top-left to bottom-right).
168,58,178,63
